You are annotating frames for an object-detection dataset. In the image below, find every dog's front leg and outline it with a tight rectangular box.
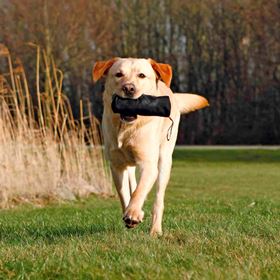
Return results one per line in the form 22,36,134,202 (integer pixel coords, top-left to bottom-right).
123,162,158,228
111,166,131,213
150,154,172,236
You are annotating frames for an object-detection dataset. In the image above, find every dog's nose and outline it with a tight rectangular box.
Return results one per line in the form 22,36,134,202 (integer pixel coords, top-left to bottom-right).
122,83,136,97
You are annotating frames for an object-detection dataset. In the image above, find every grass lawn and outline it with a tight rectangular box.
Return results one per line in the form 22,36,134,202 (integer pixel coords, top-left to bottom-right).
0,149,279,279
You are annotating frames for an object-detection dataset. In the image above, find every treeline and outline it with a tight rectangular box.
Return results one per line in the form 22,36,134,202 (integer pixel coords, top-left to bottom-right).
1,0,279,144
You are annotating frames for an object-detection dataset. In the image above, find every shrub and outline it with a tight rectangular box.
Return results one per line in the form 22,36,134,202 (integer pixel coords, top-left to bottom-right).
0,44,111,208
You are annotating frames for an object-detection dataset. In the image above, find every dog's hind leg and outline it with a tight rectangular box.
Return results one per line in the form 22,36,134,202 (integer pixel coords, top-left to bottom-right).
111,166,131,213
127,166,137,196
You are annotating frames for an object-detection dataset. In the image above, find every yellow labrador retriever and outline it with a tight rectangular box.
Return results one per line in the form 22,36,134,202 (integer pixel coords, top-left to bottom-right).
93,58,208,236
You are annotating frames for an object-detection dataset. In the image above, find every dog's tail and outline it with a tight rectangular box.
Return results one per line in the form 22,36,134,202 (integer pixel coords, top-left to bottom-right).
174,93,209,114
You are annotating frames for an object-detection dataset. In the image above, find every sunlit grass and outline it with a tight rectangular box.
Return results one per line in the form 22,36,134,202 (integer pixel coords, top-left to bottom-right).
0,149,279,279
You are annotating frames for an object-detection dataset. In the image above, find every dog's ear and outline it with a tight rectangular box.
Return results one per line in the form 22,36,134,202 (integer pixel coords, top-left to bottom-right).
149,59,172,87
92,58,117,82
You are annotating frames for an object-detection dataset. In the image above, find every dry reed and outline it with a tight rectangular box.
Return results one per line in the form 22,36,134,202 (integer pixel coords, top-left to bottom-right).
0,44,112,208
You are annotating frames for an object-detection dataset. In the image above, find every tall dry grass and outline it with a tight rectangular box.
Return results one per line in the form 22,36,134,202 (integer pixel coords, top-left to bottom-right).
0,44,111,208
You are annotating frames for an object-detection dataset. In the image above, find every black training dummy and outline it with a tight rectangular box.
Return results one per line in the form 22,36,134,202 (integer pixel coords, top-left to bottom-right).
111,94,171,118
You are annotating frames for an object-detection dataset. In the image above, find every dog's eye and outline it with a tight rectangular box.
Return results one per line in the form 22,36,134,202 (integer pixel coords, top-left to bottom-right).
115,72,123,78
138,73,146,78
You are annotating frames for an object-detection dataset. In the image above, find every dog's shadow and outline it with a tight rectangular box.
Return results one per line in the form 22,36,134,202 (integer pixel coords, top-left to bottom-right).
0,223,117,246
0,208,124,246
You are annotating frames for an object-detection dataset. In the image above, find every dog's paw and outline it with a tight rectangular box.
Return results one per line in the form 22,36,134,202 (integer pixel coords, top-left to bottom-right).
150,227,163,237
123,207,144,229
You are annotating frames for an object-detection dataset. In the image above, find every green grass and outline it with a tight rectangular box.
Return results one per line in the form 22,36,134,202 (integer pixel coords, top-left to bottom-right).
0,149,280,279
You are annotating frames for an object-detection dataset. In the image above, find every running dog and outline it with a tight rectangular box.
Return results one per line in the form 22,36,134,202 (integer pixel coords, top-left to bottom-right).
93,58,208,235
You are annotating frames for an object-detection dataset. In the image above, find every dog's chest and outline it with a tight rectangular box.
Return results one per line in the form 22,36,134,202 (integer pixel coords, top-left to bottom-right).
117,125,136,149
109,145,138,167
108,125,144,166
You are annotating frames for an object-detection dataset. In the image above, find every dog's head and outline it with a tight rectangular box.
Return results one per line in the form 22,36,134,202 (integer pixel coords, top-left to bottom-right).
93,58,172,99
93,58,209,123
